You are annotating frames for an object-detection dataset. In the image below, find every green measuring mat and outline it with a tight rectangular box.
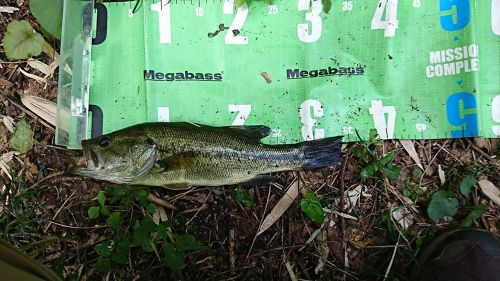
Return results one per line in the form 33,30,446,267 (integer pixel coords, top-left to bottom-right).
56,0,500,148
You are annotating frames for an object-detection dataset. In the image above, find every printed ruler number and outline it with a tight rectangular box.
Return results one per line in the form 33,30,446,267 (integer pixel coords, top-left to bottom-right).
342,126,354,135
229,104,251,125
493,0,500,35
371,0,399,37
299,100,324,140
342,1,353,11
492,95,500,136
195,7,204,17
297,0,322,43
151,0,172,44
369,100,396,139
268,5,278,15
446,92,478,137
440,0,470,31
223,0,249,44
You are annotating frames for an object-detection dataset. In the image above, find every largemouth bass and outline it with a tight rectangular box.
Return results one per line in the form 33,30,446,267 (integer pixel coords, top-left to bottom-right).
72,122,342,189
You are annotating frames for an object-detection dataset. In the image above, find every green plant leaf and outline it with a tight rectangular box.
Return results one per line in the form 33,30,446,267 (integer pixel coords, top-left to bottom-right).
107,211,122,227
96,258,111,273
369,129,379,142
133,218,157,251
105,186,128,204
100,206,111,217
50,255,65,279
459,175,477,197
29,0,63,39
112,240,131,264
360,164,376,179
94,240,112,257
263,0,272,4
88,206,100,219
9,118,34,153
157,220,175,238
232,187,254,207
2,20,44,60
111,251,128,265
427,191,458,221
412,168,423,177
300,192,324,224
235,0,246,8
175,234,203,252
163,242,185,271
353,146,365,159
460,204,487,227
383,164,401,180
97,191,106,207
379,151,396,165
146,203,156,214
322,0,332,13
133,188,151,207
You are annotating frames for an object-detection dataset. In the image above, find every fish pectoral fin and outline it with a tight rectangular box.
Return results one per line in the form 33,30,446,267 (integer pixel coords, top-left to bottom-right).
162,183,192,190
226,125,271,141
239,175,275,187
156,153,195,172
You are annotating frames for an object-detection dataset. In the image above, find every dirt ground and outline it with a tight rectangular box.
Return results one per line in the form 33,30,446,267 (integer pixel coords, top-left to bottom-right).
1,1,499,280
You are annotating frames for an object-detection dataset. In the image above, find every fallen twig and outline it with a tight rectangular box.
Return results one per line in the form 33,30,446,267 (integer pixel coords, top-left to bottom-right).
147,193,177,210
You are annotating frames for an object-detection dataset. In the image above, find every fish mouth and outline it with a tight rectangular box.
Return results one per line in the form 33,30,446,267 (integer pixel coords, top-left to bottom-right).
71,147,101,176
88,148,100,168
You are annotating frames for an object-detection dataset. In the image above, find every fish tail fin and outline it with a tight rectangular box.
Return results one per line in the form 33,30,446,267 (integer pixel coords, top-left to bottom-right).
300,137,342,170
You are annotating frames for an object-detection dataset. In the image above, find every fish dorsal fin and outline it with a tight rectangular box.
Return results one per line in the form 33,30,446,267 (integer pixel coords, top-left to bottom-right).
227,125,271,140
159,122,271,140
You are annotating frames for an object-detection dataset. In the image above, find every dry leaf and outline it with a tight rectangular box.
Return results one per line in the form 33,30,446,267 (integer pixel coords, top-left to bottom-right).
27,59,54,77
438,164,445,185
19,68,47,84
314,229,329,274
257,180,298,236
345,185,363,212
2,115,15,133
158,206,168,222
0,151,20,180
0,77,14,87
43,41,59,61
0,6,19,13
285,261,298,281
474,138,492,151
152,208,161,225
399,140,423,170
478,179,500,206
300,222,325,251
391,206,414,229
20,95,56,126
334,210,358,220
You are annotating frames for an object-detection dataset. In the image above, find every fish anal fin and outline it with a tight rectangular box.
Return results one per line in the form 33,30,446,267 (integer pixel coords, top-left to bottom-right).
239,175,275,187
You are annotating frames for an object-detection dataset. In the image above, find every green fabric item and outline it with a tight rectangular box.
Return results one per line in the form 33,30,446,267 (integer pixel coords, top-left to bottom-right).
57,0,500,148
0,241,62,281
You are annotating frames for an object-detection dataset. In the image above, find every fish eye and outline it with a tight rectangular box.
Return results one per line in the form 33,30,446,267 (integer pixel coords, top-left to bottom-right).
99,137,111,148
